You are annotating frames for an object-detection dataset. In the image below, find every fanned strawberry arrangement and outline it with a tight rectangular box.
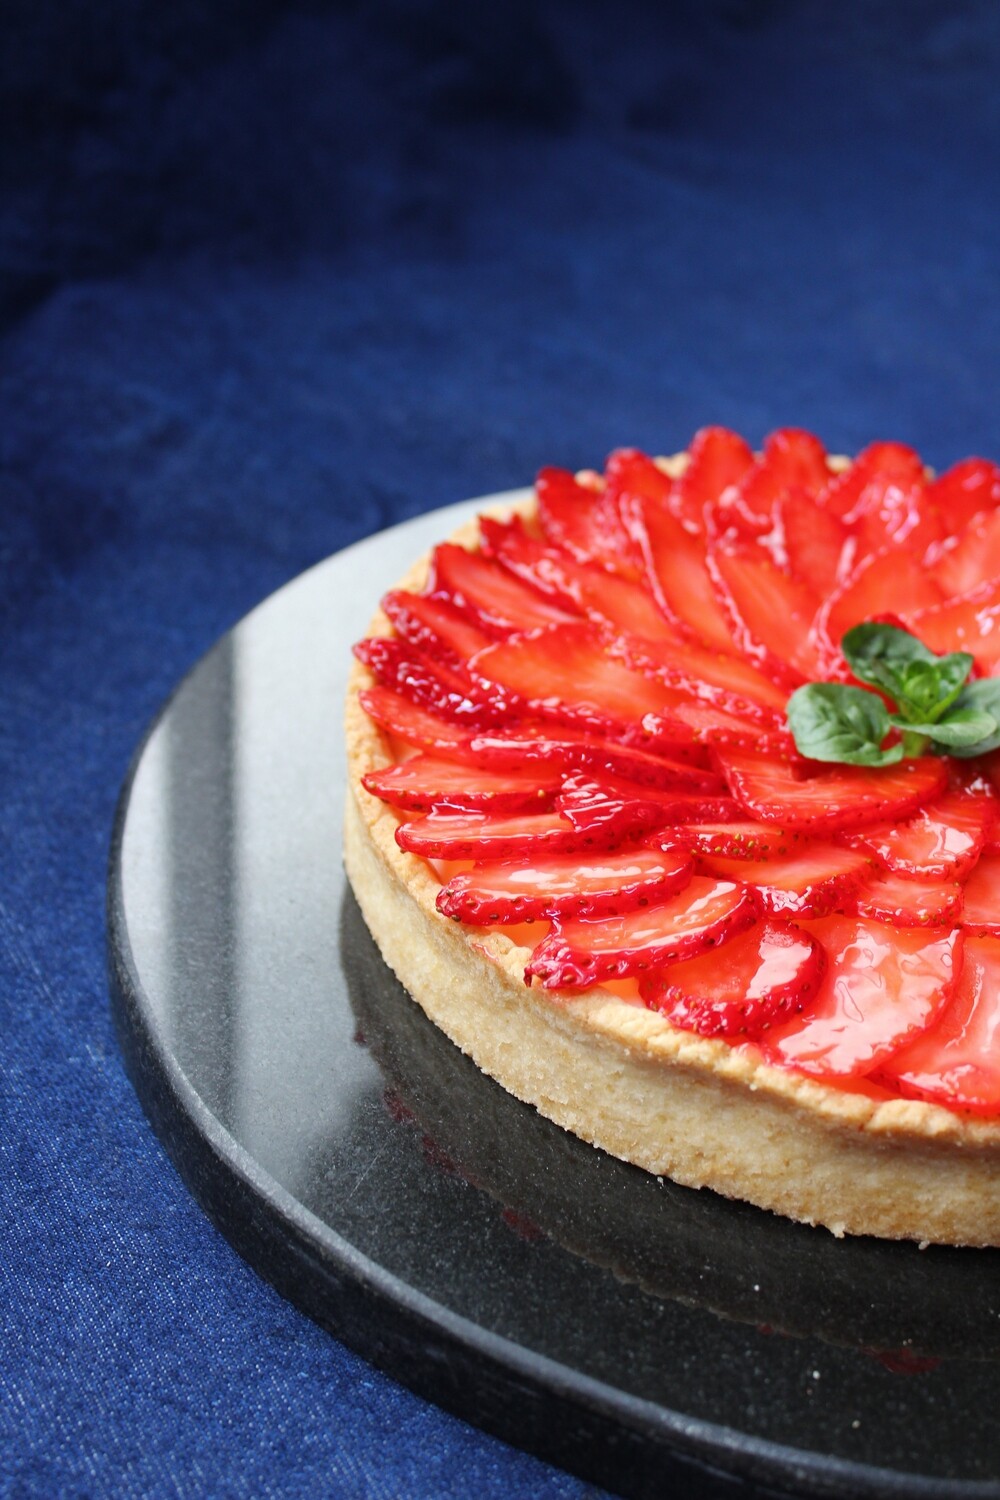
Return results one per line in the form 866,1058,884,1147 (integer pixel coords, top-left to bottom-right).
354,427,1000,1118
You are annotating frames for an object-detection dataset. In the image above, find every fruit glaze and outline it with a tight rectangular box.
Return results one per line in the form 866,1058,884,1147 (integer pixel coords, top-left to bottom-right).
353,427,1000,1119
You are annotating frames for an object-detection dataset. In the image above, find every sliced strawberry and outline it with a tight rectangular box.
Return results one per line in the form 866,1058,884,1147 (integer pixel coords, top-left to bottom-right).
909,578,1000,675
640,919,826,1039
555,770,734,837
640,701,795,755
354,637,507,724
428,541,578,635
357,687,472,754
672,821,806,859
468,729,711,781
925,458,1000,533
959,852,1000,934
524,877,759,988
819,442,925,526
479,513,677,642
706,542,824,687
670,426,756,533
396,809,612,861
363,755,560,814
732,427,831,524
810,547,943,670
777,492,850,599
611,633,789,716
852,871,963,927
437,845,694,925
381,589,496,666
845,788,995,882
701,842,872,917
881,934,1000,1115
718,750,948,832
925,508,1000,599
535,466,640,576
761,916,961,1079
602,448,673,507
619,492,736,652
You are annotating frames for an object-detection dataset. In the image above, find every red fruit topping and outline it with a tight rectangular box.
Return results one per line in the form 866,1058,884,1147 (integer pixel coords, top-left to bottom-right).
702,843,873,918
436,845,694,925
396,809,611,861
611,633,788,716
777,492,850,599
354,636,507,723
925,458,1000,533
845,789,995,882
718,750,948,832
381,589,496,666
672,821,805,859
428,541,578,635
909,578,1000,676
851,871,963,928
925,508,1000,599
812,548,943,670
555,770,734,837
730,428,831,527
880,935,1000,1114
670,426,755,533
535,466,640,576
603,448,672,508
469,729,710,782
959,852,1000,935
706,542,824,686
640,919,826,1039
524,877,759,988
620,492,735,652
358,687,472,754
640,701,795,755
762,917,961,1079
363,755,559,814
820,441,926,542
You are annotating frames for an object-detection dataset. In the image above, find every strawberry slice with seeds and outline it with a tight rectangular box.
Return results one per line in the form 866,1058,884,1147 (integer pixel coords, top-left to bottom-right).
363,755,560,814
706,542,824,687
640,919,826,1039
354,637,508,724
845,788,995,882
524,877,759,988
358,687,473,755
732,428,831,524
819,442,925,525
811,547,943,670
396,809,612,861
761,916,961,1079
640,702,795,755
470,728,710,782
959,852,1000,934
556,770,735,837
925,458,1000,533
880,935,1000,1115
620,491,736,652
672,821,805,859
437,845,694,925
777,492,850,599
611,633,788,716
701,843,872,918
718,750,948,832
428,542,579,635
670,427,756,533
535,466,641,576
381,589,496,666
851,871,963,927
925,508,1000,599
909,578,1000,676
603,448,673,507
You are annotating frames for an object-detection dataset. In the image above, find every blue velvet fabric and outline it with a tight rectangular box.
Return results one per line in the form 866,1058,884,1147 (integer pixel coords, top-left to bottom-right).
4,3,1000,1494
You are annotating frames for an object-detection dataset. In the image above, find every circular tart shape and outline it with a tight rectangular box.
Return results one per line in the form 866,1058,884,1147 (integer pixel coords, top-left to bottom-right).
344,435,1000,1247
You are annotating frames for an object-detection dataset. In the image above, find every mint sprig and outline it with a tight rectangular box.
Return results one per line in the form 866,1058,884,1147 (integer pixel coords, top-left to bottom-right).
787,623,1000,765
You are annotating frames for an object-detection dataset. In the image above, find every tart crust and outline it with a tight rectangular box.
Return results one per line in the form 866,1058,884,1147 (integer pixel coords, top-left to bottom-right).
344,501,1000,1247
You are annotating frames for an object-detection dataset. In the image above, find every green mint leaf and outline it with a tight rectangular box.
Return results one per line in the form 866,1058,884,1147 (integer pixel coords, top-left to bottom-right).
936,679,1000,758
890,709,998,748
841,623,973,723
787,683,903,766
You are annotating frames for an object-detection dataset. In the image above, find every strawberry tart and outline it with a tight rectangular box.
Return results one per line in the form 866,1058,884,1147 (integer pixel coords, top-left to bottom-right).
343,426,1000,1247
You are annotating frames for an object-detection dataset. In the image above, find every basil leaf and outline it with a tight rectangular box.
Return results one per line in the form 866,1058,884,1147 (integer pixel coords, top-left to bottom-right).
890,709,997,748
937,679,1000,758
787,683,903,766
841,623,973,723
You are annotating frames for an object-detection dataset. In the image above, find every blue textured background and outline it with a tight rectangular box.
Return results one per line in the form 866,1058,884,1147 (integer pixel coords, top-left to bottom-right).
4,3,1000,1495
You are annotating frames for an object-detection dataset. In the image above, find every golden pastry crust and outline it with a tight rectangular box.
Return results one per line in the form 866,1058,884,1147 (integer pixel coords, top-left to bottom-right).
343,496,1000,1247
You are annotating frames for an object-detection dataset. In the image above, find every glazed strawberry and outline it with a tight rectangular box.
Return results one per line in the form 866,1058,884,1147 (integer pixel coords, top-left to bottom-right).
524,877,759,987
717,750,948,831
880,935,1000,1114
619,492,735,652
381,589,496,666
773,493,849,600
818,441,929,553
358,687,472,754
354,636,507,724
640,700,795,755
396,809,613,861
925,457,1000,533
437,845,694,925
706,541,824,687
811,548,943,671
762,917,961,1079
535,466,641,576
363,755,560,814
468,728,711,780
852,871,963,927
428,542,578,635
701,843,872,918
925,508,1000,599
611,633,789,716
669,426,755,533
845,789,995,882
731,427,831,524
959,852,1000,934
602,448,672,508
556,770,736,837
640,919,826,1038
671,821,805,860
909,578,1000,676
